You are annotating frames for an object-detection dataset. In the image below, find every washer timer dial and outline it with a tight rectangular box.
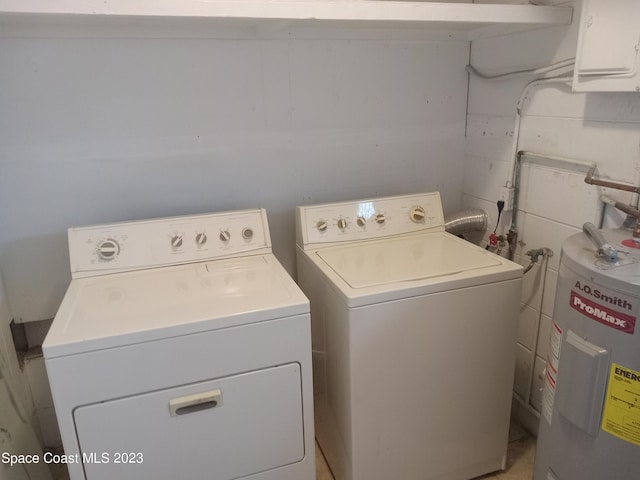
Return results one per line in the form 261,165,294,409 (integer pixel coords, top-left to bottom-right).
96,239,120,261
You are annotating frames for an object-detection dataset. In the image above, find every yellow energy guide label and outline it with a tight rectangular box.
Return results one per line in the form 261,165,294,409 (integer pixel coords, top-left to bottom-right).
602,363,640,446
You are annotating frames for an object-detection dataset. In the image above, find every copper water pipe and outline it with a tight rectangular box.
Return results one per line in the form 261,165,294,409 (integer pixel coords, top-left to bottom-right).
585,167,640,194
600,195,640,240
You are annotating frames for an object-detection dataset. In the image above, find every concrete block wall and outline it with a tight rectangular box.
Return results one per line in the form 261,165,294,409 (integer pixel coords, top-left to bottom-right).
464,0,640,431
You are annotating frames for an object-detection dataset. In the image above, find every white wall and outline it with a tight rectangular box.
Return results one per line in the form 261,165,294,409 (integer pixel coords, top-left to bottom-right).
0,32,469,324
464,0,640,430
0,272,30,417
0,273,52,480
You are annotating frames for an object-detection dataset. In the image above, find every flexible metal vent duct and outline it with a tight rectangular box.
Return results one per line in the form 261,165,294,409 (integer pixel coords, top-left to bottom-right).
444,209,489,236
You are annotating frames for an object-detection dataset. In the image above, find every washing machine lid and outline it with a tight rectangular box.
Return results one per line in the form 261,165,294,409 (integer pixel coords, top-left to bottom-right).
317,232,502,288
43,254,308,358
310,232,522,306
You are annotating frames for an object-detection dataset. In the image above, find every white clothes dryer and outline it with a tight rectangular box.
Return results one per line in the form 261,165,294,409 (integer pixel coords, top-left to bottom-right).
296,192,522,480
43,209,315,480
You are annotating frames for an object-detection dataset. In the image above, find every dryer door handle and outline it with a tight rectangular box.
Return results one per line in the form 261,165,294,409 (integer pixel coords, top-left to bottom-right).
169,389,222,417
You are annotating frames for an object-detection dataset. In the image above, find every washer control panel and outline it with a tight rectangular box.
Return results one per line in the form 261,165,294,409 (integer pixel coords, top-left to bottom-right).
69,209,271,278
297,192,445,247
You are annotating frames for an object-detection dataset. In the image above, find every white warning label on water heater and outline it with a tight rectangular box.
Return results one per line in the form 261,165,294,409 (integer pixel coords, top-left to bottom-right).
542,321,563,424
602,363,640,446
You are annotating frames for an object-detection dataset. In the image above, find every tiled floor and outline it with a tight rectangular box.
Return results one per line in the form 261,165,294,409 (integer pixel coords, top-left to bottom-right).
315,422,536,480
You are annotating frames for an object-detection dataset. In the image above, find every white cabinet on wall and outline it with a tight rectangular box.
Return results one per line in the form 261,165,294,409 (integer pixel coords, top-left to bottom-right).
573,0,640,92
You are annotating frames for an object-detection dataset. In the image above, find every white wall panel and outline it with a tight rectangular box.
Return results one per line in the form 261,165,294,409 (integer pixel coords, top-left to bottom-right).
464,114,514,159
513,343,533,398
518,164,601,227
536,314,553,362
542,268,557,318
517,303,538,351
529,355,546,412
0,273,53,473
0,36,469,322
0,275,29,408
462,154,512,201
520,259,543,308
518,116,640,182
522,89,640,123
515,215,579,271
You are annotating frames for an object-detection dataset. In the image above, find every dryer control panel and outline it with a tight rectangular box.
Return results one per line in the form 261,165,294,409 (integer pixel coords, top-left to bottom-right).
296,192,445,248
68,209,271,278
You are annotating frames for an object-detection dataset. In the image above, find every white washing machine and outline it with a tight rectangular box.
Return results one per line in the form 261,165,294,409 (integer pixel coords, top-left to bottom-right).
43,209,315,480
295,192,523,480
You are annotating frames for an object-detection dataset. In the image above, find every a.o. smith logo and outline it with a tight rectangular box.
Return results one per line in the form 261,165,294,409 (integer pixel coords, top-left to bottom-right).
574,281,633,310
570,284,636,334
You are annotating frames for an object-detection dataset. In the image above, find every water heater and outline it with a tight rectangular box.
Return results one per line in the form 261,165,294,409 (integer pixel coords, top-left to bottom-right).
534,225,640,480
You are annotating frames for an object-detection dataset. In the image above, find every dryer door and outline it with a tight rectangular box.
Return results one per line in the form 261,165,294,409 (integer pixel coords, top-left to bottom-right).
73,363,304,479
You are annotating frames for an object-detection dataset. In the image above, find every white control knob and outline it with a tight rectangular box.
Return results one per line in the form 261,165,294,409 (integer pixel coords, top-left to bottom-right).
195,232,207,246
356,216,367,227
219,230,231,242
316,220,328,232
337,218,347,231
410,206,426,223
171,235,183,249
375,213,386,225
97,239,120,261
242,228,254,240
